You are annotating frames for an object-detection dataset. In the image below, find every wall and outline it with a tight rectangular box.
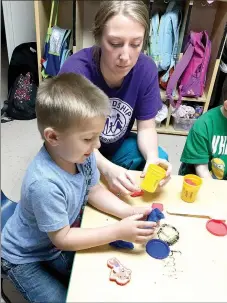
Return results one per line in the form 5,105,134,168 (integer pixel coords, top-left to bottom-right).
2,1,36,60
83,0,100,48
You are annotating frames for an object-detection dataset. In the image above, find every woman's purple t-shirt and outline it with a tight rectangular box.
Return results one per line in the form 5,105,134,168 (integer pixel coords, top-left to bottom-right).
59,47,162,158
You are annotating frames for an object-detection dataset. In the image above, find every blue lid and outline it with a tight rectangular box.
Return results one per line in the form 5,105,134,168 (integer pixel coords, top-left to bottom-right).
146,239,170,259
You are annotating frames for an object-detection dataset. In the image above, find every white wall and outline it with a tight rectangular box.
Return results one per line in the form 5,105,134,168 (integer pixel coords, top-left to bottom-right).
83,0,100,48
2,1,36,61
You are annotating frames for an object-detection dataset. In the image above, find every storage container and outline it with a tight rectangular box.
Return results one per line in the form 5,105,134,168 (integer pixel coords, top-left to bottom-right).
173,116,196,131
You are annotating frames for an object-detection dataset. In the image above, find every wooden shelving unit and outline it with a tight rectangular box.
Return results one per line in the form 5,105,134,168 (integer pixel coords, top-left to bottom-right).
34,0,227,136
160,88,207,103
150,0,227,135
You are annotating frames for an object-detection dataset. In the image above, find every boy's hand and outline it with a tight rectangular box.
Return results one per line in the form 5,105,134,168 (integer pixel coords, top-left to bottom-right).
121,205,152,220
115,213,157,244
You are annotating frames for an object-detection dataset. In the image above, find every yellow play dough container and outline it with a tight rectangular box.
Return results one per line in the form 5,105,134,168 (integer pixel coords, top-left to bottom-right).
181,174,202,203
141,164,166,193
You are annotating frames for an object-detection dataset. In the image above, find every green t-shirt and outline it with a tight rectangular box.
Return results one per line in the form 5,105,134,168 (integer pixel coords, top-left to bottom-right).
180,106,227,180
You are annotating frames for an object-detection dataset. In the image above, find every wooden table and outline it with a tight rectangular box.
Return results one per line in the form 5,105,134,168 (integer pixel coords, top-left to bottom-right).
67,174,227,302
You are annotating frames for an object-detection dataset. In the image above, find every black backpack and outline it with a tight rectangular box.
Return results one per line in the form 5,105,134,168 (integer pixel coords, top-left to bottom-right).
1,42,39,122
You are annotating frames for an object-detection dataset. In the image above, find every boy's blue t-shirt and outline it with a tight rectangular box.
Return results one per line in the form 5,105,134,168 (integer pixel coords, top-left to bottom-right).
1,145,100,264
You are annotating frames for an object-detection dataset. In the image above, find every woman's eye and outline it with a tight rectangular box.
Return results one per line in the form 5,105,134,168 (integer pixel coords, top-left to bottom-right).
110,43,122,48
84,138,92,142
110,43,140,48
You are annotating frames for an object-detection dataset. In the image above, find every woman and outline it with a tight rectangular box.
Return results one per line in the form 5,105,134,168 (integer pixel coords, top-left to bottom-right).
60,0,172,195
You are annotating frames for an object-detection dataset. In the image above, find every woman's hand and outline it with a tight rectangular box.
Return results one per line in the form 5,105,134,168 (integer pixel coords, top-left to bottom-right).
104,163,139,196
141,158,172,186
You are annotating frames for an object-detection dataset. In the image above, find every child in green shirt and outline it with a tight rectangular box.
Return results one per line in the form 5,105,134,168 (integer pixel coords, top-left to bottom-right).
179,77,227,180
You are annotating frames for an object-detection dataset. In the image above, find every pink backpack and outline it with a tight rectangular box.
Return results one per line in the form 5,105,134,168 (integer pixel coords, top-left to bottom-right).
166,31,211,108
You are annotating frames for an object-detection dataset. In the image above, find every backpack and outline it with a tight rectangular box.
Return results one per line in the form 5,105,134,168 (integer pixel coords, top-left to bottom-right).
7,42,38,93
1,42,38,122
148,1,182,86
166,31,211,108
41,0,72,78
2,72,37,121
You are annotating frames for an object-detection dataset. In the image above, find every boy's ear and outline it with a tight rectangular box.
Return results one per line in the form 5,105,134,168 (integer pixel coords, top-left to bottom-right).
44,127,60,146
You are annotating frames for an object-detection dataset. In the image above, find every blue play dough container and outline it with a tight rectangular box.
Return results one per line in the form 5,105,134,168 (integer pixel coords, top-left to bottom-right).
146,239,170,259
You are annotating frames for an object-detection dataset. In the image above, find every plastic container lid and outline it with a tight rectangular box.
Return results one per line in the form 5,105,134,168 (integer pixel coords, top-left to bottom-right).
146,239,170,259
206,219,227,236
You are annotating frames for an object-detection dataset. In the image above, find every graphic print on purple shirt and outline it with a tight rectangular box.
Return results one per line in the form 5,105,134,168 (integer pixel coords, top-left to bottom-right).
102,98,133,144
59,47,162,157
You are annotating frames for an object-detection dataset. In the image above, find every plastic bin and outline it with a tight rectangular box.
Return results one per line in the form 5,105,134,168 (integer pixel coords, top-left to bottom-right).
173,116,196,131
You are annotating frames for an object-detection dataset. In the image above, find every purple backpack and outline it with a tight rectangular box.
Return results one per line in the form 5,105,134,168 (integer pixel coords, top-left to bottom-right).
166,31,211,108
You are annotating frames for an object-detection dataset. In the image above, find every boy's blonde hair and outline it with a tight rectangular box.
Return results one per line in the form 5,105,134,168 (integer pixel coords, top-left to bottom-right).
36,73,110,138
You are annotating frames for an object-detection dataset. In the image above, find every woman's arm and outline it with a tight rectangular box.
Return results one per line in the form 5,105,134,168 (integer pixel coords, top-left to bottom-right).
137,118,159,161
94,148,112,176
137,118,172,185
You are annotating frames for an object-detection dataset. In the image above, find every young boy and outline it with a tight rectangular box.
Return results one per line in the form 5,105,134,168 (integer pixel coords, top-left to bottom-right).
1,73,157,303
179,77,227,180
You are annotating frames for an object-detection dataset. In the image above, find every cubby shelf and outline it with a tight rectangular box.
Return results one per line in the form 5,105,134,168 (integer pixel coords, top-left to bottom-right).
34,0,227,135
160,89,207,103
